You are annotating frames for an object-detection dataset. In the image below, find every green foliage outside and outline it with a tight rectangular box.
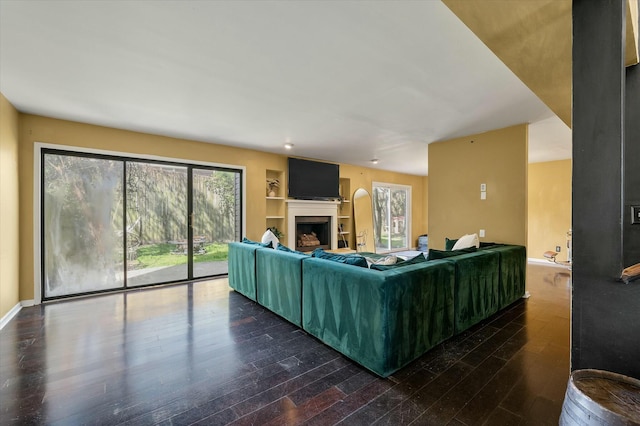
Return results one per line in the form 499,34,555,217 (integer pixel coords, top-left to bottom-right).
376,235,407,250
373,186,408,249
134,243,229,269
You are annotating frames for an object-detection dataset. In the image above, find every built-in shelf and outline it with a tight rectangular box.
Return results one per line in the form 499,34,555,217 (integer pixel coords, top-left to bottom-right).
266,169,285,229
338,177,352,249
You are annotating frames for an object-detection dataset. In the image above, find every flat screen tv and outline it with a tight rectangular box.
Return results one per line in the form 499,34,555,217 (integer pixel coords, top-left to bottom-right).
288,157,340,200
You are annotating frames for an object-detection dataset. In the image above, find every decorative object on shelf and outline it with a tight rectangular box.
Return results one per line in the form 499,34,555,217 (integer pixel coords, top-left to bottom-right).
267,226,284,240
266,178,280,197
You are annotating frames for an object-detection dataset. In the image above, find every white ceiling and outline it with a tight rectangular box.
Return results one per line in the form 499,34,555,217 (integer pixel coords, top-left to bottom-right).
0,0,571,175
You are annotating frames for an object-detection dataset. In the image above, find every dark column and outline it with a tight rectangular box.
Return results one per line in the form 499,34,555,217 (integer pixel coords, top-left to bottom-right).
572,0,640,378
624,63,640,267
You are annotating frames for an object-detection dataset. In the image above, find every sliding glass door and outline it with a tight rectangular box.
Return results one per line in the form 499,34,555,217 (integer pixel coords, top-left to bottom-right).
372,183,411,252
42,149,242,300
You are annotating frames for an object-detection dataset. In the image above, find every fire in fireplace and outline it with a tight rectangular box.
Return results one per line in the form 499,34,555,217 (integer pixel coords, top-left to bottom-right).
295,216,331,252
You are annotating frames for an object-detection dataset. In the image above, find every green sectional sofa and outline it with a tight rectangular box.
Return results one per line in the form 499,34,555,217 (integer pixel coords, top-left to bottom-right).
227,241,526,377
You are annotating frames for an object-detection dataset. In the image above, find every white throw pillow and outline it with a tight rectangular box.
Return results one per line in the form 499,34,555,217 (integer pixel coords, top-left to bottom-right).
452,233,479,250
261,229,279,248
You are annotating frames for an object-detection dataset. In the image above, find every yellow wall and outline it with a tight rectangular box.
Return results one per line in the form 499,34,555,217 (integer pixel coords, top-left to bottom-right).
338,163,428,248
428,124,528,250
18,114,426,301
528,159,572,261
0,94,20,318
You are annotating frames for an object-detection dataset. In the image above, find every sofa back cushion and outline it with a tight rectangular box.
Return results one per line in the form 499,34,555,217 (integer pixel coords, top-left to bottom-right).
276,243,309,256
428,247,477,260
312,248,368,268
242,237,273,248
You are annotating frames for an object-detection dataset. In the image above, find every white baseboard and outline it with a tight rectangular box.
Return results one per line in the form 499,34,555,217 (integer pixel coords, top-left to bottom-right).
0,302,22,330
0,300,36,331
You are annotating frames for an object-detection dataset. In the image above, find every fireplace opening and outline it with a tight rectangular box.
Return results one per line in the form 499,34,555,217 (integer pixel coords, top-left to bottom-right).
295,216,331,252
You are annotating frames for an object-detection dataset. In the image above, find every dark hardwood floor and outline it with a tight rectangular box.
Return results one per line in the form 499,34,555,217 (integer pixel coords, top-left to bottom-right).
0,263,571,425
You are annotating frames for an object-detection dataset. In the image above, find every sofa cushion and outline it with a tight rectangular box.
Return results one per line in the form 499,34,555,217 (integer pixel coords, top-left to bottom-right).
452,233,480,250
479,241,499,248
312,248,368,268
370,253,427,271
256,247,306,326
428,247,477,260
229,241,262,301
242,237,272,248
276,243,309,256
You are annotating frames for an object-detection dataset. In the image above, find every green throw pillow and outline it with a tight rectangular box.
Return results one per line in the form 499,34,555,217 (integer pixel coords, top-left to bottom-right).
371,253,427,271
445,237,458,251
312,248,368,268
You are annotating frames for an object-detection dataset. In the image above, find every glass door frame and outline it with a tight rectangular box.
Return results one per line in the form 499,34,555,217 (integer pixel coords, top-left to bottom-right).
35,143,245,303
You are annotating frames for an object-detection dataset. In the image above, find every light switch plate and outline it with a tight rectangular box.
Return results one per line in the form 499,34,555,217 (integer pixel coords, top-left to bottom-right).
479,229,485,238
632,206,640,224
480,191,486,200
480,183,487,191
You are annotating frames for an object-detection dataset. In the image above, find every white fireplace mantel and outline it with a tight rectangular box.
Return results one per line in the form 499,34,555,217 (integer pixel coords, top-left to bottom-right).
286,199,339,250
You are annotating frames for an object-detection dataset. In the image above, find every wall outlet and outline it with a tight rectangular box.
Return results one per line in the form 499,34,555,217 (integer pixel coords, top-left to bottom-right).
556,245,561,252
632,206,640,224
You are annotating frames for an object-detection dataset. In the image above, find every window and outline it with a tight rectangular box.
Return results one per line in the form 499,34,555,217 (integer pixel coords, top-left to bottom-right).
372,182,411,253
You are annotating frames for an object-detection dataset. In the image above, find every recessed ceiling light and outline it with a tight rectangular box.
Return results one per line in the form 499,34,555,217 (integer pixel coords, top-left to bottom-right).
284,143,294,149
370,159,379,165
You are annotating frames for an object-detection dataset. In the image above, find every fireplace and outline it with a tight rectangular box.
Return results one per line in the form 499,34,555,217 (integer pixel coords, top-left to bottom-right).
295,216,331,252
286,199,339,251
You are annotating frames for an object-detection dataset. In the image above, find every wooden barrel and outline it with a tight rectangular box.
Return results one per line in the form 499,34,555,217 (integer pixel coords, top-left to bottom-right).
560,369,640,425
